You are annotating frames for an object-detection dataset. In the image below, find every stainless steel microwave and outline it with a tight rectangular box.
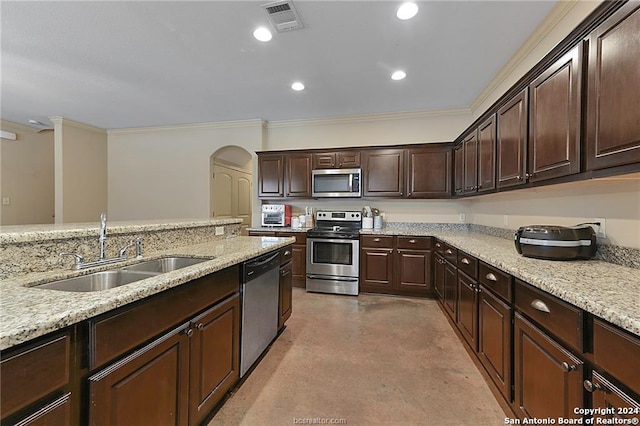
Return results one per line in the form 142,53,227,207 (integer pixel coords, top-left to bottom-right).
311,168,361,198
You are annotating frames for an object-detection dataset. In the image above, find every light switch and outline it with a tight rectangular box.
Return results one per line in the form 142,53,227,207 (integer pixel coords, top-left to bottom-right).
215,226,224,236
2,197,10,205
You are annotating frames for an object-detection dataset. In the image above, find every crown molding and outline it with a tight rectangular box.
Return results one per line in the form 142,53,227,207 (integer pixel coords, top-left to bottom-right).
0,120,44,134
469,0,581,113
49,116,107,134
266,107,472,129
107,119,265,135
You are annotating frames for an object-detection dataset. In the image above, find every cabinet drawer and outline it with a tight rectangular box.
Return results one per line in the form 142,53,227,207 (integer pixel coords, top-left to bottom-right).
397,236,431,250
593,318,640,395
280,245,293,264
1,332,71,419
515,280,583,351
89,266,239,370
479,262,513,302
443,244,457,264
434,240,445,254
361,235,394,248
457,251,478,279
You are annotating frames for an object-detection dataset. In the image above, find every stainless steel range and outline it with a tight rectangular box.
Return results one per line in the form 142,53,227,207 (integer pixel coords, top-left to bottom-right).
306,210,361,296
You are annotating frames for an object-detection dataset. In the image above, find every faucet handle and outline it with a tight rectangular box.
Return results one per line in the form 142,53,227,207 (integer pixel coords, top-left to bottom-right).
60,253,84,269
135,237,143,258
118,241,136,258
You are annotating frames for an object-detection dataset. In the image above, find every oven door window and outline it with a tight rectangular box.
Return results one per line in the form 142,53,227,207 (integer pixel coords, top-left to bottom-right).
312,240,353,265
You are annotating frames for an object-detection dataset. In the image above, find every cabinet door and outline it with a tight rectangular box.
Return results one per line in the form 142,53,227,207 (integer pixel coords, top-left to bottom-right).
456,271,478,351
276,233,306,288
363,149,405,197
513,313,584,421
443,261,457,321
285,154,312,198
189,295,240,426
497,89,529,188
258,154,284,198
586,2,640,170
312,153,336,169
279,262,293,330
463,131,478,193
529,44,582,182
89,323,190,426
454,143,464,196
406,147,452,198
396,249,433,295
587,372,640,424
478,287,512,402
337,151,361,168
434,254,445,302
8,393,72,426
477,115,496,193
359,247,394,293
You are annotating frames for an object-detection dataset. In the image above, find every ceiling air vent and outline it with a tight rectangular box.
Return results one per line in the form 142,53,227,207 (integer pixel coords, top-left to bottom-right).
262,1,304,33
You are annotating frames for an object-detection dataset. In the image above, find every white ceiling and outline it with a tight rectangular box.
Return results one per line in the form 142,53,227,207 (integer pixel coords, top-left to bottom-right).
1,1,557,130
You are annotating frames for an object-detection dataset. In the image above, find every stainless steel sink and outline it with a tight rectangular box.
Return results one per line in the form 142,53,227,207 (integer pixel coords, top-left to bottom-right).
34,256,211,292
121,256,211,273
34,270,157,292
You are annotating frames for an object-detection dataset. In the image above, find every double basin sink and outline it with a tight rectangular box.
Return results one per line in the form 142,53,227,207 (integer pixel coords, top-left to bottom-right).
35,257,211,292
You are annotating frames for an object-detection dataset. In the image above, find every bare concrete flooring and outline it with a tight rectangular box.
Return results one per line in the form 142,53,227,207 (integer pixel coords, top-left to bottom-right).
209,288,507,426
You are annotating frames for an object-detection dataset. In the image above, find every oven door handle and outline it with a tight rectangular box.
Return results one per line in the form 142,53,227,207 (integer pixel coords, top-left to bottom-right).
308,238,359,244
307,274,359,282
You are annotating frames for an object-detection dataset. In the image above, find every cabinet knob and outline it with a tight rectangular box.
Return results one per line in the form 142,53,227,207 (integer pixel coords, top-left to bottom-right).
374,238,380,242
436,243,442,248
525,173,531,179
184,328,194,337
445,249,453,255
485,273,498,282
530,299,551,313
461,257,470,265
583,380,601,393
478,184,482,189
516,175,522,181
409,239,416,244
561,362,576,372
284,250,291,256
195,323,204,330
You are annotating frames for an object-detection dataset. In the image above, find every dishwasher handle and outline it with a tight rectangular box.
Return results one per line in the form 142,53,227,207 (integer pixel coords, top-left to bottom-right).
243,251,280,282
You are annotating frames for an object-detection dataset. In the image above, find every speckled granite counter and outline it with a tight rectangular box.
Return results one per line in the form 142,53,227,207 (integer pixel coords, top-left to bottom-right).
361,226,640,337
247,227,312,233
0,235,294,350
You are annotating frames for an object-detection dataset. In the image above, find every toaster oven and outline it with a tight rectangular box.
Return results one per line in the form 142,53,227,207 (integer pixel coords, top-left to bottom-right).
261,204,291,227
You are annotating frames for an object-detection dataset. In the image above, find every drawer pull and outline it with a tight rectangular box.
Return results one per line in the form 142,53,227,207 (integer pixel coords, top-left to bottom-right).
436,243,442,248
531,299,551,313
461,258,470,265
374,238,380,242
284,250,291,256
562,362,576,372
485,273,498,282
445,249,453,255
583,380,601,393
409,239,416,244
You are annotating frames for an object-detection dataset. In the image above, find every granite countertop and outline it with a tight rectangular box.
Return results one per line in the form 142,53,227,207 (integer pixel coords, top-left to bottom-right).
247,226,312,233
0,218,242,244
361,227,640,337
0,235,294,351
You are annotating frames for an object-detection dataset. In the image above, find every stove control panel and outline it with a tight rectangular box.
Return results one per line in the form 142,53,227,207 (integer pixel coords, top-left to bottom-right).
316,211,361,222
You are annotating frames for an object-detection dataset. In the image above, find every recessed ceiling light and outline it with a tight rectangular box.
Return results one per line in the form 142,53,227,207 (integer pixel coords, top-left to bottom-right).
397,2,419,20
391,71,407,81
291,82,305,91
253,27,272,42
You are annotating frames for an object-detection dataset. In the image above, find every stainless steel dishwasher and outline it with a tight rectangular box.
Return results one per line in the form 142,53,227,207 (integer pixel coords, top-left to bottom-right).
240,250,280,377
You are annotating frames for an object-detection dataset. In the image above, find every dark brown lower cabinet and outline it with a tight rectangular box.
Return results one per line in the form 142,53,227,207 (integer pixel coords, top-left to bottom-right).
89,323,191,426
456,271,478,351
359,245,394,293
513,313,584,420
433,253,445,302
396,249,432,294
443,261,457,320
279,260,293,330
13,393,72,426
586,372,640,423
189,295,240,426
478,287,512,402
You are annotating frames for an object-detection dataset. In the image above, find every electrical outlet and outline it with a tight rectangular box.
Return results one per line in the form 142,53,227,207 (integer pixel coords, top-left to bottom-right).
215,226,224,236
503,215,509,226
594,218,606,238
459,213,466,222
2,197,9,205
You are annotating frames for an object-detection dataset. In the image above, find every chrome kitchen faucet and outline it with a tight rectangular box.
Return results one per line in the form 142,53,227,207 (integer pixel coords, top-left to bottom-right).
60,213,143,270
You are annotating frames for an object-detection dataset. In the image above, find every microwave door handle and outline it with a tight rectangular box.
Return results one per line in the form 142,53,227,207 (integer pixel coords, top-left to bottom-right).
348,174,353,192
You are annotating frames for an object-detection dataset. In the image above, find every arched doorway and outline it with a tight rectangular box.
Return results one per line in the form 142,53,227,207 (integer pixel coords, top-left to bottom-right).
210,146,253,235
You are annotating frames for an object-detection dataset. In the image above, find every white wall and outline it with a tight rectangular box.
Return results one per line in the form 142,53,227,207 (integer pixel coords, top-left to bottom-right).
107,120,263,221
0,120,55,225
51,117,108,223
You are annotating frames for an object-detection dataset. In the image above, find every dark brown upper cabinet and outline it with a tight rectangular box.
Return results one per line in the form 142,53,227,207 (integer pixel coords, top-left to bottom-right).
477,114,496,193
285,153,312,198
312,151,361,169
406,145,452,198
257,154,284,198
586,2,640,171
529,43,582,182
462,130,478,193
362,149,405,197
454,143,464,196
497,88,529,189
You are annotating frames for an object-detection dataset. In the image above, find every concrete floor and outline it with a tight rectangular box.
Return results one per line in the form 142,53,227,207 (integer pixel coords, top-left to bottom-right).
209,288,507,426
